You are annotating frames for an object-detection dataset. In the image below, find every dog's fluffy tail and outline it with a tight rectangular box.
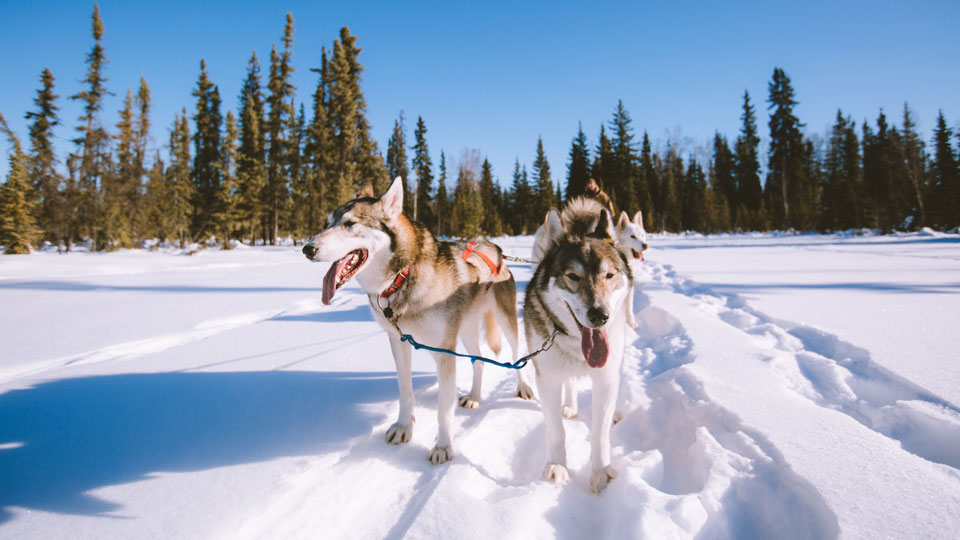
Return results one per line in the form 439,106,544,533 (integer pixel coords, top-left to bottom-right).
484,310,502,356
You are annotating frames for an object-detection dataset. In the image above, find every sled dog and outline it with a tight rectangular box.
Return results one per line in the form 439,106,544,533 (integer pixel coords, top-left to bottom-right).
524,205,632,493
302,177,534,464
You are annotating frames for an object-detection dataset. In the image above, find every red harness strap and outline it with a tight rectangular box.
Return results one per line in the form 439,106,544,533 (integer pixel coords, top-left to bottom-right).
380,268,410,299
461,240,504,276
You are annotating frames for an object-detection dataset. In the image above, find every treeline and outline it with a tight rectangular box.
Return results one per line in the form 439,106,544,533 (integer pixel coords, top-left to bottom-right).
2,6,960,255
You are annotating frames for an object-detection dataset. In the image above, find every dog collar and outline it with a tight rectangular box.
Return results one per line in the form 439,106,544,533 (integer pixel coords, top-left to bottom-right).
461,240,505,275
380,268,410,299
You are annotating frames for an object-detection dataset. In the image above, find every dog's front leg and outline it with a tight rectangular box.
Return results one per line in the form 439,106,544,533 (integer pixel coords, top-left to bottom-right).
429,352,457,465
537,371,569,484
589,371,619,493
386,332,415,445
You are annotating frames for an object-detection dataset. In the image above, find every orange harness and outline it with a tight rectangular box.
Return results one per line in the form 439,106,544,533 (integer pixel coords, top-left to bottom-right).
461,240,504,277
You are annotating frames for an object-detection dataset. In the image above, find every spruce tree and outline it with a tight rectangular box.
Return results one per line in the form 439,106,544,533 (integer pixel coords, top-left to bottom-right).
931,110,959,227
166,110,194,248
822,110,862,230
659,148,682,231
237,52,267,243
386,112,412,214
411,116,434,226
639,132,657,230
305,48,333,226
735,90,763,224
0,114,42,253
895,104,928,228
609,100,638,213
435,151,450,236
765,68,810,229
508,159,532,234
711,132,736,221
104,88,138,248
191,59,224,243
132,77,152,241
566,122,590,201
592,124,614,201
264,14,296,244
218,110,240,246
69,3,111,249
25,68,62,245
452,150,483,238
479,158,501,235
286,103,307,242
142,152,167,242
532,136,553,225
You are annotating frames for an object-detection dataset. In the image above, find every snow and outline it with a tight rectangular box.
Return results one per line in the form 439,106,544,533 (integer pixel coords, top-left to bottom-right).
1,233,959,539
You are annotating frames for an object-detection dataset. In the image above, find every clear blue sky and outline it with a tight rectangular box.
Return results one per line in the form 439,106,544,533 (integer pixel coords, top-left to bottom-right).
2,0,958,187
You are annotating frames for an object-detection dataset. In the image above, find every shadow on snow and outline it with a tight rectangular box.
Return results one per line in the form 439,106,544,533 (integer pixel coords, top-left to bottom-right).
0,370,433,523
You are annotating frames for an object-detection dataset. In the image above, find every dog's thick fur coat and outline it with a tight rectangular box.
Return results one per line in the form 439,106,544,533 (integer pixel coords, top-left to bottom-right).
524,203,632,493
303,178,533,464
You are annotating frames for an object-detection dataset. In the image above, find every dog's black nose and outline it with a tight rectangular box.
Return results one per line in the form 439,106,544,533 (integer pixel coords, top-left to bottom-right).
302,244,317,258
587,306,609,327
642,242,649,251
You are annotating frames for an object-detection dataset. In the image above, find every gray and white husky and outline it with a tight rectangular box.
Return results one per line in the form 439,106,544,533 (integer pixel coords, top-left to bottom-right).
302,177,534,464
524,204,632,493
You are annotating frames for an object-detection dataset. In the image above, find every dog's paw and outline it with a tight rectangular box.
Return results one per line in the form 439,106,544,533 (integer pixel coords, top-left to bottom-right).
543,463,570,485
428,445,454,465
562,405,578,419
590,466,617,493
458,395,480,409
385,422,412,445
612,411,623,425
515,381,535,400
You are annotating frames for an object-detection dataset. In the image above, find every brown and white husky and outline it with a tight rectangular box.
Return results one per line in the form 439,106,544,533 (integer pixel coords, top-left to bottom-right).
302,177,534,464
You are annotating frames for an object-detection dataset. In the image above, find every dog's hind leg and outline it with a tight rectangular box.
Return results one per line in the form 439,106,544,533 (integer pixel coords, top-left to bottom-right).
386,332,415,445
493,277,535,400
458,319,484,409
430,352,457,465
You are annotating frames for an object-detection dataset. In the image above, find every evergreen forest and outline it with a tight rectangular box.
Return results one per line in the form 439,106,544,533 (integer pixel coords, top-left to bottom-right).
2,7,959,254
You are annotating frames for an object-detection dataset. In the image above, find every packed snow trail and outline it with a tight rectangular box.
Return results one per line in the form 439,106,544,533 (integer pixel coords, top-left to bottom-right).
1,234,959,539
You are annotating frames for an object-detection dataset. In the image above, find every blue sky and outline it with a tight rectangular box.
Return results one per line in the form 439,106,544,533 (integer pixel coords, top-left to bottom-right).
2,1,958,187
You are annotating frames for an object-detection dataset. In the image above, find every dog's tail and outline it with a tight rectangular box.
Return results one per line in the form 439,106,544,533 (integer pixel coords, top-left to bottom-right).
483,310,502,356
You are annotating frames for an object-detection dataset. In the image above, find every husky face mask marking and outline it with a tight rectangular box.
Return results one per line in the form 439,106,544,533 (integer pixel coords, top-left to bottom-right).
302,178,405,305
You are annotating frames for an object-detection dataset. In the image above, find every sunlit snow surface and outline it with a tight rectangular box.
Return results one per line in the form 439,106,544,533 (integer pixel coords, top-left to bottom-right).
1,231,958,539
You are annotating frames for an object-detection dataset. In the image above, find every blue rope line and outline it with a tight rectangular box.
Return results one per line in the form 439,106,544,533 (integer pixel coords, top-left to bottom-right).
399,333,536,370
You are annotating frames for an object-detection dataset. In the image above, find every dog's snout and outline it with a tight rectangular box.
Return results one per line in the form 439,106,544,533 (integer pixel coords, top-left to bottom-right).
302,244,317,259
587,306,609,327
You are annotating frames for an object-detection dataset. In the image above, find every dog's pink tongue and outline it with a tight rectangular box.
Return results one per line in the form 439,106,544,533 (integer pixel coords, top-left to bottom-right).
580,326,609,368
322,258,347,305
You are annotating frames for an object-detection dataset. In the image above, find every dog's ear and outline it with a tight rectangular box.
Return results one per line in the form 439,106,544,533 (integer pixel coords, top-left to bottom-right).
633,210,644,227
544,208,566,245
593,209,613,239
617,211,630,232
380,177,403,218
355,182,375,199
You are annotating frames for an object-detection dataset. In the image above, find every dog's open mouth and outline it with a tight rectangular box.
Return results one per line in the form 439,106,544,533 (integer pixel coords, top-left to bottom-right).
322,248,368,305
631,248,645,262
568,306,609,368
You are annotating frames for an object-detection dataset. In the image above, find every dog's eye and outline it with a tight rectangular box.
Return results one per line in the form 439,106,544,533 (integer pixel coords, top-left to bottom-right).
342,220,355,229
606,272,616,279
631,234,636,239
565,272,581,282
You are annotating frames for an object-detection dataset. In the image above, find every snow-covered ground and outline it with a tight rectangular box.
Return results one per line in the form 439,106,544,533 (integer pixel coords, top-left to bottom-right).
1,232,958,539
